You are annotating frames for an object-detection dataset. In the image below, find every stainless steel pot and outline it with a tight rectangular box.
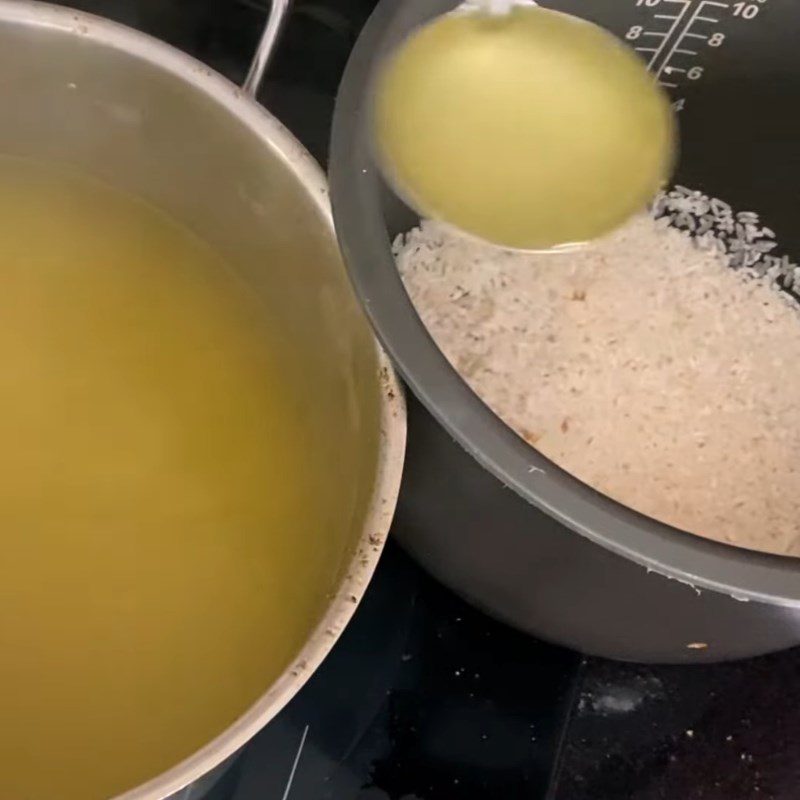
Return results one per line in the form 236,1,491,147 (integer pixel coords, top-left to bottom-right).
329,0,800,665
0,2,406,798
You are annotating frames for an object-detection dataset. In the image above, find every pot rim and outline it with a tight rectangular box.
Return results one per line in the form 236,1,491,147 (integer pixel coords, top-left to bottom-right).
328,0,800,610
0,2,407,798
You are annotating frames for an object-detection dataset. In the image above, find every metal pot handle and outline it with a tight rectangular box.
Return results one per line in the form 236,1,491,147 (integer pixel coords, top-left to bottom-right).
242,0,292,96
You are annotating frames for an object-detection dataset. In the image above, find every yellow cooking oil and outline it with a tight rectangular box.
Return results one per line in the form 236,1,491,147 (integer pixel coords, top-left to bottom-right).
0,157,333,799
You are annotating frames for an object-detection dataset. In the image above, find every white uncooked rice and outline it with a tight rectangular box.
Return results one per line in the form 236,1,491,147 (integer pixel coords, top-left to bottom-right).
395,196,800,556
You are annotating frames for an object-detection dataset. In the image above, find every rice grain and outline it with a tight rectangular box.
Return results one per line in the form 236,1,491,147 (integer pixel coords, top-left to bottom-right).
396,204,800,556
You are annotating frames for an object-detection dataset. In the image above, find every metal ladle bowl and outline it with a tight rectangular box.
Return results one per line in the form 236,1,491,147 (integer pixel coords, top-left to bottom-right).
370,0,675,253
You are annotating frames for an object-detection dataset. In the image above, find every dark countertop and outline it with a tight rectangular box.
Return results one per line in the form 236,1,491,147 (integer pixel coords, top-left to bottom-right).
553,650,800,800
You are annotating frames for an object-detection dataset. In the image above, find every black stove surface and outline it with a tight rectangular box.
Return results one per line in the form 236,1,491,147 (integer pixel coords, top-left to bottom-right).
219,543,576,800
68,2,800,798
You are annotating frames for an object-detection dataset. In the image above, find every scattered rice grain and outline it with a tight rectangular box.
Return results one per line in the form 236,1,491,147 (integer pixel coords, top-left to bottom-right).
396,195,800,556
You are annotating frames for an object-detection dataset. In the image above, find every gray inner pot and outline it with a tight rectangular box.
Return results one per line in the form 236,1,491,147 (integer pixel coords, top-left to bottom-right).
329,0,800,663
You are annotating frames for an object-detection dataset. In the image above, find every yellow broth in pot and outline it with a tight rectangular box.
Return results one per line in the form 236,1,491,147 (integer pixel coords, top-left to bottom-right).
0,157,365,799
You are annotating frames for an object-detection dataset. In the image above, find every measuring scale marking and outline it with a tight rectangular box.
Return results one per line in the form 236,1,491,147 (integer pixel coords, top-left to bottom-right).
624,0,769,108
